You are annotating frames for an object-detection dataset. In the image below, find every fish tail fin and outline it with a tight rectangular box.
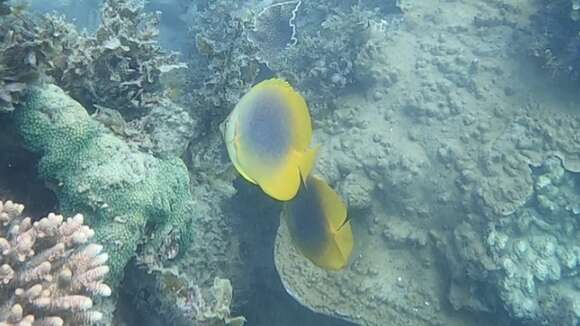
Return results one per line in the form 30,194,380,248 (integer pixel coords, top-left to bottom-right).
333,222,354,267
313,176,353,270
298,146,319,185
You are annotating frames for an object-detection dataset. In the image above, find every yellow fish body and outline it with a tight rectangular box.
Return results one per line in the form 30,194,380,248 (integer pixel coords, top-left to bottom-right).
283,176,353,270
222,78,317,201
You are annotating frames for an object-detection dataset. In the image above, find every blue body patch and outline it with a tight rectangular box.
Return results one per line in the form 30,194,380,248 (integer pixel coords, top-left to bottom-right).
285,178,327,253
241,92,292,161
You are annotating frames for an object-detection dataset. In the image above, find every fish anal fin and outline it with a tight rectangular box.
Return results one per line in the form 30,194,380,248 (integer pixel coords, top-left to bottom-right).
258,160,301,201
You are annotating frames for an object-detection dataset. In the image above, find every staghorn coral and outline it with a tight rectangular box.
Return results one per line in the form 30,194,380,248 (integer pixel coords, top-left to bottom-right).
0,200,111,325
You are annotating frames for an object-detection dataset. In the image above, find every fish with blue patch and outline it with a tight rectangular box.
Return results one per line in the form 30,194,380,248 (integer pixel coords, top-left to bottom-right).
221,78,318,201
283,175,353,270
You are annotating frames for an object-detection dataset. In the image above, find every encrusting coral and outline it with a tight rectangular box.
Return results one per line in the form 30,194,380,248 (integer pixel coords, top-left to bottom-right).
12,84,195,289
0,200,111,325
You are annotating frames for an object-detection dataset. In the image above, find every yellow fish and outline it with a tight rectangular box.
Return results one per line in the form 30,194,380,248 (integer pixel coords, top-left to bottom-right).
221,78,318,201
283,175,353,270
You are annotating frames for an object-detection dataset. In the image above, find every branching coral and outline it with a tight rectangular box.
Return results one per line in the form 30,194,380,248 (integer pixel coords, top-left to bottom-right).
0,200,111,325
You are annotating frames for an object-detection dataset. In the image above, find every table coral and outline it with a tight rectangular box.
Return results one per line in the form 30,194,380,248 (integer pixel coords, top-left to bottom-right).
12,84,195,288
0,200,110,325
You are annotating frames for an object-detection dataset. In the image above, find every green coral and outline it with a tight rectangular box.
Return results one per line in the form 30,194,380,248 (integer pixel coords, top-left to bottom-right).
12,84,194,286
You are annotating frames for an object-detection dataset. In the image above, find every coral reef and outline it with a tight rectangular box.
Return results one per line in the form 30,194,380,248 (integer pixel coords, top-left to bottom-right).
141,98,197,157
125,264,245,326
28,0,101,31
66,0,181,120
1,1,235,324
185,0,259,123
484,157,580,323
271,1,580,325
248,0,403,113
444,157,580,325
0,0,180,120
247,1,301,65
4,1,580,326
531,0,580,83
158,2,260,309
54,0,182,120
0,200,111,325
0,12,81,112
11,84,195,290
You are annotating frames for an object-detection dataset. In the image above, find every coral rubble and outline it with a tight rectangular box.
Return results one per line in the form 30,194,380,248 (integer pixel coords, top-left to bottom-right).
0,200,111,325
